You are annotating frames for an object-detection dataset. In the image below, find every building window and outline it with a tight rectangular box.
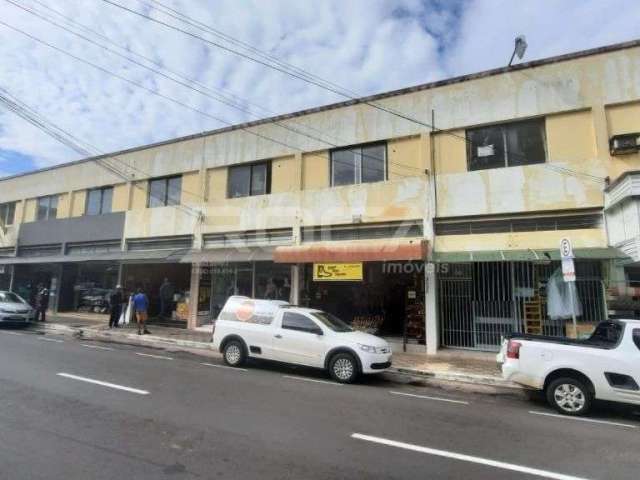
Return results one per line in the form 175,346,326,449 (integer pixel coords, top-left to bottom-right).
148,176,182,208
85,187,113,216
36,195,59,221
331,142,386,186
227,162,271,198
0,202,16,226
466,118,547,171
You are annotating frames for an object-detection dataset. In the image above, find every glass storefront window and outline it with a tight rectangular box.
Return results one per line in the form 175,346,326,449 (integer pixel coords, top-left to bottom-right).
255,262,291,301
202,262,292,323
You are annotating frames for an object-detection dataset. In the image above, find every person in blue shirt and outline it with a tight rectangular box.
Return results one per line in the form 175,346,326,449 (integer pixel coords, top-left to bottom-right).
132,287,151,335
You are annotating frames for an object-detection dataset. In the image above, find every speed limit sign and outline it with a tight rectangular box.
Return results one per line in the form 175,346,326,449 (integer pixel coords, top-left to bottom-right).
560,238,574,259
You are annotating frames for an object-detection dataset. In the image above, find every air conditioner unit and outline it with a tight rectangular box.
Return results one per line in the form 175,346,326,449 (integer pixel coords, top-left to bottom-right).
610,133,640,155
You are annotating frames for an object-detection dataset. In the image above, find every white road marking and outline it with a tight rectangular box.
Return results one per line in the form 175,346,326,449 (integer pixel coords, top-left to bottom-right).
352,433,591,480
81,344,114,351
1,331,24,335
135,352,173,360
57,373,149,395
390,390,469,405
529,411,637,429
200,362,247,372
39,337,63,343
283,375,343,386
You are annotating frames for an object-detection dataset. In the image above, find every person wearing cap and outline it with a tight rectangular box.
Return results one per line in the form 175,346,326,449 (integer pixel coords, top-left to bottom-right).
109,285,124,328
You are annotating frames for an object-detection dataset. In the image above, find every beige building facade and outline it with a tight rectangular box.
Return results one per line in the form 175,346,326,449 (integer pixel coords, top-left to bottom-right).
1,40,639,353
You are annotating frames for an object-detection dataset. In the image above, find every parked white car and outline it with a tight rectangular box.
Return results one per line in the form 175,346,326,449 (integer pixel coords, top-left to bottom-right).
0,291,34,325
212,296,392,383
498,319,640,415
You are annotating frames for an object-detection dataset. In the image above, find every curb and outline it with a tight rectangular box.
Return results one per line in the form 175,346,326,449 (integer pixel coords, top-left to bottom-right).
392,367,522,390
33,322,521,395
82,329,216,351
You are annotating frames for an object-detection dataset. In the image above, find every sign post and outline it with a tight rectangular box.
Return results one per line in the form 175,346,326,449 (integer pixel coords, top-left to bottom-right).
560,238,578,336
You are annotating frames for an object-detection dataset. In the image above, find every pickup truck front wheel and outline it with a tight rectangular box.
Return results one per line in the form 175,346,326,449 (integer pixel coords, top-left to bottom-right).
223,340,247,367
329,353,359,384
546,377,593,416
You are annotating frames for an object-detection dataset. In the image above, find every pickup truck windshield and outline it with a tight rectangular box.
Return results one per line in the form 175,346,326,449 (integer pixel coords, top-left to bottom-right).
0,292,22,304
311,312,353,333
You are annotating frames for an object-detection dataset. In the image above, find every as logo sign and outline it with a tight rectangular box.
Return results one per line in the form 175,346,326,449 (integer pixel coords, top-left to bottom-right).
313,263,363,282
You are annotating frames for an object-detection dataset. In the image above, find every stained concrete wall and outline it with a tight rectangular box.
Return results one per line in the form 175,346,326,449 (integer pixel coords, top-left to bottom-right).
0,44,639,249
434,228,607,252
71,191,86,217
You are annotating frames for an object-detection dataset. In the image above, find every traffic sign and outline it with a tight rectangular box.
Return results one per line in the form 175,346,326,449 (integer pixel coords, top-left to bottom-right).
560,238,574,259
561,258,576,282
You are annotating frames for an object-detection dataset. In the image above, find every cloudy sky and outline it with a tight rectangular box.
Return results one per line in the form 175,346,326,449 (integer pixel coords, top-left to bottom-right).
0,0,639,178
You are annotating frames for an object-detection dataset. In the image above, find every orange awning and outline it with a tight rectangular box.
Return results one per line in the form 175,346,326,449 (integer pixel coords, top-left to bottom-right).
273,239,427,263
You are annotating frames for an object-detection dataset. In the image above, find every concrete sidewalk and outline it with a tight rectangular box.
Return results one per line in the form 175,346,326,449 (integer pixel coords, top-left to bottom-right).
35,314,518,393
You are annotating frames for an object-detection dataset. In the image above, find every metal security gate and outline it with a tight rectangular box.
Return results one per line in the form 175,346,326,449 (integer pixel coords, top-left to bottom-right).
439,261,606,351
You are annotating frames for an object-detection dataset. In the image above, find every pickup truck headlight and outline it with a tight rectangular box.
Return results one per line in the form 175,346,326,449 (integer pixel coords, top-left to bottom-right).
358,343,388,354
0,308,12,313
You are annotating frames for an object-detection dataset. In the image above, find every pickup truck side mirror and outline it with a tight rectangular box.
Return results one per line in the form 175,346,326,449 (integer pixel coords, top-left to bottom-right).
309,327,323,336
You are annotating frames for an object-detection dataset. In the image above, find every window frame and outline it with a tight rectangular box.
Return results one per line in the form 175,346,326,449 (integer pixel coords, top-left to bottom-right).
281,312,323,334
633,329,640,351
465,117,547,172
227,161,272,199
0,202,16,226
147,175,182,208
36,195,59,221
85,186,113,216
330,141,388,187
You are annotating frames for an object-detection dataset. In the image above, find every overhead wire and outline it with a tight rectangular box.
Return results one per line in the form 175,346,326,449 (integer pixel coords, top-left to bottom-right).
11,0,421,177
0,12,412,181
104,0,606,184
4,0,604,188
0,87,204,219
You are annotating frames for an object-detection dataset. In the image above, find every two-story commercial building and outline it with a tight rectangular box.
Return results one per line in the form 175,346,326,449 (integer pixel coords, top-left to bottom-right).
1,39,639,354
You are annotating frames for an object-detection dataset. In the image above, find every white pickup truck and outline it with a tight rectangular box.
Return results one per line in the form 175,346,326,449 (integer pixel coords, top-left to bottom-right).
498,319,640,415
212,296,392,383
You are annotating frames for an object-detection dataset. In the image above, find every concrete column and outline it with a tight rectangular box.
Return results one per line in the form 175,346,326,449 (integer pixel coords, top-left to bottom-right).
50,263,63,314
116,264,124,286
290,264,300,304
188,262,201,330
9,265,15,292
425,265,439,355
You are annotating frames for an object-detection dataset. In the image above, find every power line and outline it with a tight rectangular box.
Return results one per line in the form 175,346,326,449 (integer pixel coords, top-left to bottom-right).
0,16,412,180
102,0,606,184
0,87,204,219
6,1,604,186
10,0,421,176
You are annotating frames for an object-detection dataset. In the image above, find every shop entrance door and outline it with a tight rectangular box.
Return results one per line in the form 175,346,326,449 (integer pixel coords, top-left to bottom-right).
209,265,253,320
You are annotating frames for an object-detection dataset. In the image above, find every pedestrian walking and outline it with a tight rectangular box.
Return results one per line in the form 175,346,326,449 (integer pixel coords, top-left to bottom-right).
133,287,151,335
35,284,50,322
109,285,124,328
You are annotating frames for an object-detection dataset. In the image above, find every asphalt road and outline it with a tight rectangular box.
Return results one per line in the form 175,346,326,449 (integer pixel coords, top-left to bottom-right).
0,327,638,480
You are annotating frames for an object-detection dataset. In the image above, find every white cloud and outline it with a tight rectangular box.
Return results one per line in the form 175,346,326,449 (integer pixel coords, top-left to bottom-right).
0,0,638,177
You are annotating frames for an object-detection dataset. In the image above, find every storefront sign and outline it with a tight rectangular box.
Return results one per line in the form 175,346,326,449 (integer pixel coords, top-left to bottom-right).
313,263,363,281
